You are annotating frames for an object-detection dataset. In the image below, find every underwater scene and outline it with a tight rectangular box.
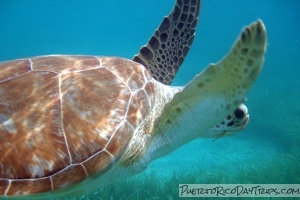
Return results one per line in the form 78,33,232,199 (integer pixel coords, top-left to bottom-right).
0,0,299,199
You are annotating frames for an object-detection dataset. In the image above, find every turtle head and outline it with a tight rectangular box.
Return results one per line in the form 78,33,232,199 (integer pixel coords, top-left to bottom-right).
146,20,266,160
208,104,250,141
216,103,249,132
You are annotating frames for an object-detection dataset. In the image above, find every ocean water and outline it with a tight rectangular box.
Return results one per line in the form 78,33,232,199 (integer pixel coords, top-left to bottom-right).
0,0,300,199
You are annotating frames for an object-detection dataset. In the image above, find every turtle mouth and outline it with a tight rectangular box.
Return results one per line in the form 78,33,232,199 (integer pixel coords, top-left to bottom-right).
230,113,250,131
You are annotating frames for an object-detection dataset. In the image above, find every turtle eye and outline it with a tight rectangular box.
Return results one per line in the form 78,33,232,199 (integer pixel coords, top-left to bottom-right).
233,108,245,122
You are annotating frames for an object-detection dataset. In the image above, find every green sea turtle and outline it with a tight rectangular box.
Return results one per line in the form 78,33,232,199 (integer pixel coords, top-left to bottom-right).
0,0,267,199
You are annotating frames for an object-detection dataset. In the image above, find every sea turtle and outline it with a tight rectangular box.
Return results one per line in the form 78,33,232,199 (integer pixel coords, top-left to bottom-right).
0,0,267,199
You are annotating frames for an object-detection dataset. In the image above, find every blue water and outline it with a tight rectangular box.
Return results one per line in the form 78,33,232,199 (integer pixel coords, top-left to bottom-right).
1,0,300,199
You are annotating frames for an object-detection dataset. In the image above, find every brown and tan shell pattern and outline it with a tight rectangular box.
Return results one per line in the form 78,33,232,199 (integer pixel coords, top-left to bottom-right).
0,56,155,195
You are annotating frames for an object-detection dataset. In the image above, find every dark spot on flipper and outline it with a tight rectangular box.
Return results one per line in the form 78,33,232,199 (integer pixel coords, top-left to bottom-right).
256,21,262,34
197,82,204,88
169,74,174,80
183,5,189,12
172,6,181,21
241,28,250,44
167,66,174,74
241,27,252,44
160,71,166,77
158,77,164,83
241,31,246,42
178,57,184,66
175,107,182,113
251,49,263,58
178,22,184,30
188,14,194,23
241,48,248,55
173,56,178,63
188,34,195,46
185,33,190,41
177,0,182,8
247,59,254,67
180,13,188,22
191,19,198,28
160,33,168,43
140,46,153,61
254,21,266,45
190,7,195,13
159,17,171,32
195,0,200,17
149,36,160,50
165,76,171,83
182,46,190,57
246,27,251,39
180,32,184,39
155,30,159,37
191,0,197,6
173,29,180,37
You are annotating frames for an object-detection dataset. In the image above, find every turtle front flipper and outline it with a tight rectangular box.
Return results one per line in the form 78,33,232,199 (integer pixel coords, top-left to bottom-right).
150,20,267,158
133,0,201,85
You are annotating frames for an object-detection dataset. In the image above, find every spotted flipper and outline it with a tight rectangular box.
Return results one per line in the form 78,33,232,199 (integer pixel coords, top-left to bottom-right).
133,0,201,85
154,21,267,143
